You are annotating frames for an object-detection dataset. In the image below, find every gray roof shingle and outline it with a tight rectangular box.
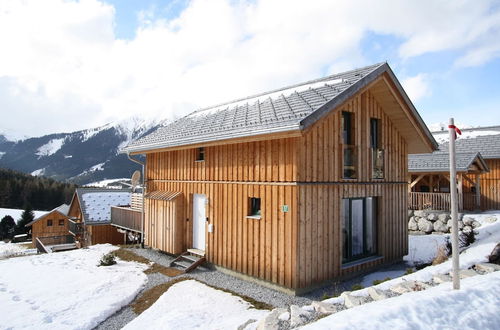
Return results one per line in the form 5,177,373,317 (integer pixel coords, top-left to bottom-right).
408,152,488,172
436,134,500,159
75,188,131,225
123,62,436,153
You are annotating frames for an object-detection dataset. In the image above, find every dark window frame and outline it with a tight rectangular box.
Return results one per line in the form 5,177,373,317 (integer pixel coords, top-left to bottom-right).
342,197,378,263
47,219,53,227
59,219,65,226
196,147,205,162
248,197,261,217
342,111,357,179
370,118,384,179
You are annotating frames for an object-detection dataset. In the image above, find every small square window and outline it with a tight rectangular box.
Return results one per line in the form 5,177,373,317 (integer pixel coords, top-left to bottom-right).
196,147,205,161
59,219,65,226
47,220,53,226
248,197,261,217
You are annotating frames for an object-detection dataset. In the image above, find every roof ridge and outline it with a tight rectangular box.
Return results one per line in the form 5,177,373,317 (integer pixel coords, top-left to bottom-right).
431,124,500,134
190,62,385,115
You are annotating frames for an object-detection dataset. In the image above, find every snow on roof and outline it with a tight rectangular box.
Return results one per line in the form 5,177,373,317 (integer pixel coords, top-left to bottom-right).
79,189,131,224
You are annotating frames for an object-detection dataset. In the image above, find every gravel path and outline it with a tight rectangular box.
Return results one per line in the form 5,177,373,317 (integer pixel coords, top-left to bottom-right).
95,247,408,329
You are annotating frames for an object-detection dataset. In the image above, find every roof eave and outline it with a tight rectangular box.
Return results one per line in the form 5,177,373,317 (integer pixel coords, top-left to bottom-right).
121,124,302,154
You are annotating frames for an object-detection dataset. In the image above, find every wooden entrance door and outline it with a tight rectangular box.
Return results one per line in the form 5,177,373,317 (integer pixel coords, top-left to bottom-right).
192,194,206,251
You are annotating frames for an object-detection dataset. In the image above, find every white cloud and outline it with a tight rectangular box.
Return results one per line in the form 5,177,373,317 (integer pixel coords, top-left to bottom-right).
0,0,499,137
402,74,431,102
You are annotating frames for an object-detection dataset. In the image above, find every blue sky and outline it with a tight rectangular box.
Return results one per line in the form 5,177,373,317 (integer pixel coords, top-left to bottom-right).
0,0,499,137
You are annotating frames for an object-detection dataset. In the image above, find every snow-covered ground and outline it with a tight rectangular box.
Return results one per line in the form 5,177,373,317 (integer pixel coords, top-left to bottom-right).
308,211,500,329
0,207,48,223
123,279,269,330
404,234,449,266
0,244,147,329
304,271,500,330
85,178,130,188
0,241,34,259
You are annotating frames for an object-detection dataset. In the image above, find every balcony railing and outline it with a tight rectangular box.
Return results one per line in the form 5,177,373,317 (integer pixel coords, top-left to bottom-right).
409,192,478,211
68,220,84,236
111,206,142,233
36,235,76,253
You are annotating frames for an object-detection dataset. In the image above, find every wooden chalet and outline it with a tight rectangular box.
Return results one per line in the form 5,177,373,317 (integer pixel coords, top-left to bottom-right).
408,152,489,211
67,188,131,246
26,204,77,253
410,126,500,211
122,63,437,293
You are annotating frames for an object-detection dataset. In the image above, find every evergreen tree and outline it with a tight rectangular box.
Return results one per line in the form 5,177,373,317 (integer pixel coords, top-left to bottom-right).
0,215,16,240
16,205,35,235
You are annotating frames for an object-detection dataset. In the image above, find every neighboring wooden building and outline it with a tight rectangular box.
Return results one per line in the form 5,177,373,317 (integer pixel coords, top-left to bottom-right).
413,126,500,211
67,188,130,246
408,152,489,211
26,204,71,244
123,63,437,293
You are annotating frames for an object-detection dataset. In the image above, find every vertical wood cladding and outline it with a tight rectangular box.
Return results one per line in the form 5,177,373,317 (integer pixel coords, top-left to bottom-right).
88,224,124,245
146,89,409,290
481,159,500,210
31,212,71,244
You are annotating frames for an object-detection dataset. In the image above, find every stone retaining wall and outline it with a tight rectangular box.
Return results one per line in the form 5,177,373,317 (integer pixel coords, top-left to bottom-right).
407,210,488,235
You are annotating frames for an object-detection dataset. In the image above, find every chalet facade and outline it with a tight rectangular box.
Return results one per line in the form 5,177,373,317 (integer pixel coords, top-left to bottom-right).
26,204,77,252
123,63,437,293
67,188,131,246
409,126,500,211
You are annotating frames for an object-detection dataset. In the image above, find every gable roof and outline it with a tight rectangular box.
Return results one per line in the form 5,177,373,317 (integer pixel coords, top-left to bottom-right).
74,188,131,225
409,152,489,173
26,204,70,227
435,133,500,159
123,62,437,154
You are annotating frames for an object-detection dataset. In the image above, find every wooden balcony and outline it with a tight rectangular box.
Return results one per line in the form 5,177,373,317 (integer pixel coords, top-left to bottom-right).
409,192,477,211
110,206,142,233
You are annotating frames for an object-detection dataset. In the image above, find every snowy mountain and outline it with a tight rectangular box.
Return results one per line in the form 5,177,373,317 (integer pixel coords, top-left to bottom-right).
0,117,165,185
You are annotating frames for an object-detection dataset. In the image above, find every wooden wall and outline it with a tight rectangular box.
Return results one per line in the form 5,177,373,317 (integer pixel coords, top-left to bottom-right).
148,180,299,289
88,224,124,245
147,137,298,183
295,90,408,288
481,159,500,210
296,184,407,288
145,197,185,254
31,211,71,244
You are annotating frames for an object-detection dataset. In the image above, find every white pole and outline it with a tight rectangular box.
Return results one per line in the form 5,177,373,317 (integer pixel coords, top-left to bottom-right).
448,118,460,290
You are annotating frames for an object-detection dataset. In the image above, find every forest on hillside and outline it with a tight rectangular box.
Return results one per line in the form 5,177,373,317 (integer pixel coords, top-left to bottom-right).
0,168,77,211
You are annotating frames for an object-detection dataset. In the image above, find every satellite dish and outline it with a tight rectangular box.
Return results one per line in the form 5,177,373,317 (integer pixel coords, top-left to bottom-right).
131,170,141,191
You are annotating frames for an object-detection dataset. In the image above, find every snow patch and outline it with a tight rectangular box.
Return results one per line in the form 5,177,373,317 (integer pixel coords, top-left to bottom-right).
31,168,45,176
85,178,130,188
0,151,5,159
36,138,65,157
404,234,449,266
64,155,72,159
90,163,105,172
0,244,147,330
123,279,269,330
0,208,48,223
304,271,500,330
186,78,346,120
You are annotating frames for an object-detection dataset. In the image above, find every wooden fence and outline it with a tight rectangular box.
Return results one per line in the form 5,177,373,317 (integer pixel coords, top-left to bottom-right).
409,192,478,211
110,206,142,232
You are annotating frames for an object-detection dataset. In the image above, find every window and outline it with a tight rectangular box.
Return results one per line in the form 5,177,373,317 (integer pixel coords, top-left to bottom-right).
59,219,65,226
370,118,384,179
47,219,53,227
342,197,377,263
342,112,356,179
196,147,205,161
248,197,261,217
